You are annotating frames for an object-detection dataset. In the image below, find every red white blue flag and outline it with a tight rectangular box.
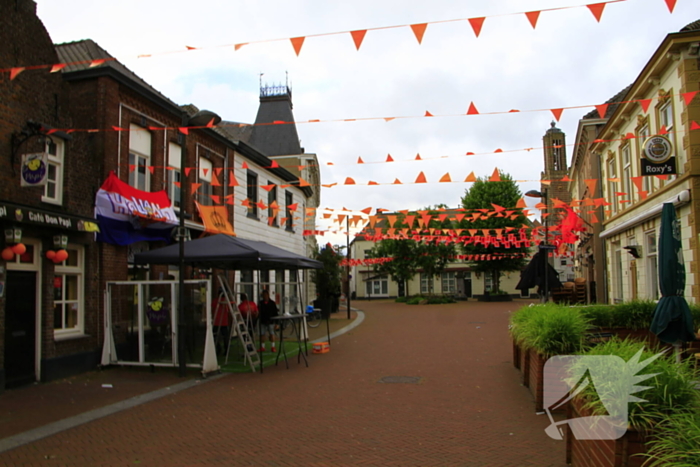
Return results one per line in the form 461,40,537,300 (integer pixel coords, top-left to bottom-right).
95,172,177,245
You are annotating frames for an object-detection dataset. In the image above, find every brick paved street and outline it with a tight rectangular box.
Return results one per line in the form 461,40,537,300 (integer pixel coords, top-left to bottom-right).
0,299,566,466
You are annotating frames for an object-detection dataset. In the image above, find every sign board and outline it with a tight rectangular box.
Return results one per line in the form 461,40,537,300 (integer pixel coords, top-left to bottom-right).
641,135,676,176
0,202,100,233
20,153,48,187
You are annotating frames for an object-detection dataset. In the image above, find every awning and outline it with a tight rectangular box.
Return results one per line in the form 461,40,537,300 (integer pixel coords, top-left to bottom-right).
0,200,99,233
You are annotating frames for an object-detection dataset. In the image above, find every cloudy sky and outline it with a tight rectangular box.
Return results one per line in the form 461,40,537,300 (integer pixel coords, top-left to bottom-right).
35,0,696,244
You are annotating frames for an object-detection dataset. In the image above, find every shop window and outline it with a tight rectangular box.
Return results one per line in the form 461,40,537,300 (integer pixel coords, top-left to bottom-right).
42,138,64,205
53,245,84,337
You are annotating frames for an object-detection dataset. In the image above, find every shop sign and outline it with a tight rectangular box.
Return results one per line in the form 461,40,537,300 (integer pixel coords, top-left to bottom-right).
641,135,676,176
20,153,49,187
0,201,100,233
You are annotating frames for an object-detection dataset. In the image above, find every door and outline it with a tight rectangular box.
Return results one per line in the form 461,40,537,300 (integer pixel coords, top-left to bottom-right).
4,271,37,388
464,278,472,298
398,280,405,297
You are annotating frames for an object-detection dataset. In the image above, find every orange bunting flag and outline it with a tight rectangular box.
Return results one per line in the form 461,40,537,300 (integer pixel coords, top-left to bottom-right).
489,168,501,182
229,171,239,187
405,215,416,228
424,111,434,117
368,181,379,185
465,172,477,182
683,91,698,106
393,179,402,185
439,173,452,183
148,166,155,175
369,215,378,228
494,149,503,153
261,184,276,192
357,157,364,164
525,11,540,29
551,108,563,121
287,203,298,212
491,203,505,212
587,3,606,22
468,17,485,37
387,215,397,228
290,37,305,56
466,101,479,115
561,175,572,182
351,30,367,50
415,172,427,184
585,179,597,196
297,177,310,187
344,177,356,185
664,0,677,13
50,64,66,73
10,67,25,80
210,195,221,204
241,162,249,169
211,174,221,187
269,160,279,168
190,183,202,194
411,23,428,44
595,104,608,119
195,202,235,236
516,197,526,209
691,121,700,130
639,98,652,113
386,154,394,162
234,43,247,51
415,153,422,160
178,127,189,135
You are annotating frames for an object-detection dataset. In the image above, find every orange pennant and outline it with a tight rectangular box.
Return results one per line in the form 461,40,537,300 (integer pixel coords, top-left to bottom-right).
525,11,540,29
415,172,427,184
234,43,247,51
350,30,367,50
211,173,221,187
468,17,485,37
489,168,501,182
10,67,25,80
551,108,563,122
691,121,700,130
241,162,249,169
587,3,606,22
344,177,356,185
664,0,677,13
298,177,310,187
465,172,476,182
595,104,608,119
190,183,202,194
415,153,422,160
357,157,364,164
466,101,479,115
290,37,305,56
368,181,379,185
439,173,452,183
585,179,597,196
393,178,402,185
682,91,698,106
228,171,239,187
516,197,526,209
411,23,428,44
50,64,66,73
386,154,394,162
639,99,652,113
424,111,433,117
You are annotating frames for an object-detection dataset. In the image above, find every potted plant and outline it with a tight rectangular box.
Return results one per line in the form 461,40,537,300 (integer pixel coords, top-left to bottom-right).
643,411,700,466
564,339,699,467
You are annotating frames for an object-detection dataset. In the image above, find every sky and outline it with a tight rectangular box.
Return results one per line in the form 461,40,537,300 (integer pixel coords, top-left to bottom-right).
35,0,697,246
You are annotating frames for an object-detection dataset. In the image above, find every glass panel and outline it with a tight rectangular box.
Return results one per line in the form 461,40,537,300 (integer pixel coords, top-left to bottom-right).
67,303,78,328
381,281,388,294
366,282,371,295
65,275,78,300
648,234,657,253
19,244,34,263
54,275,64,300
54,304,64,329
65,249,78,267
47,140,57,156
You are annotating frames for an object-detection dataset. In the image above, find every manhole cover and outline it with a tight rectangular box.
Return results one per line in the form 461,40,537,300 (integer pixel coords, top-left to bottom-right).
378,376,422,384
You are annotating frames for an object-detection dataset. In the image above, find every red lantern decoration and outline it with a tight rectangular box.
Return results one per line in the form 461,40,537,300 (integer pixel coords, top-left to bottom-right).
46,250,56,260
54,249,69,263
11,243,26,255
1,247,15,261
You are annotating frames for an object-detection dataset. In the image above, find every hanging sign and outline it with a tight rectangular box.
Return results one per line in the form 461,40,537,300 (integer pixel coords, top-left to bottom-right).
641,135,676,176
20,153,49,187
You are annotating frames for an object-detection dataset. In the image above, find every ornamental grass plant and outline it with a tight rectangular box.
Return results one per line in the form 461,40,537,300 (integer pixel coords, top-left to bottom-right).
569,339,699,432
643,411,700,466
510,303,590,356
609,299,658,330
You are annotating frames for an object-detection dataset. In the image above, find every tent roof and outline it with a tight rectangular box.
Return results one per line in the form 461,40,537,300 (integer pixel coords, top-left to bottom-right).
134,234,322,270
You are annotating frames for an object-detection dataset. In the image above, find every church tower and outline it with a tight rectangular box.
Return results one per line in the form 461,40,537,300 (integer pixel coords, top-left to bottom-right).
541,121,571,211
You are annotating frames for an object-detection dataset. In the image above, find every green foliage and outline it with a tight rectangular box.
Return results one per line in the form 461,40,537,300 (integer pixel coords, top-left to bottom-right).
368,239,418,295
610,299,657,330
511,303,590,356
575,304,615,328
459,172,530,290
394,296,410,303
573,339,699,431
406,296,425,305
312,244,342,300
402,294,456,305
489,289,510,296
644,411,700,466
688,302,700,329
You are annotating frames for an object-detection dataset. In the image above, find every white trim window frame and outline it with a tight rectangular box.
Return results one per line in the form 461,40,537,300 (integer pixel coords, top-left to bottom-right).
646,231,659,300
198,157,213,206
608,157,618,215
128,124,151,191
420,273,433,294
53,244,85,338
622,144,632,206
659,101,677,181
638,124,652,193
167,142,182,209
42,138,64,205
441,271,456,294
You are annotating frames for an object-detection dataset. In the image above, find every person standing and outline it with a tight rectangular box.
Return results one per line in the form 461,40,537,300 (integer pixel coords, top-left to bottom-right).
212,291,230,356
258,290,279,353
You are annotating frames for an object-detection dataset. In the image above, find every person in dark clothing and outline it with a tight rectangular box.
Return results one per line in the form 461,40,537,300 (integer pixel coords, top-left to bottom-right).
257,290,279,352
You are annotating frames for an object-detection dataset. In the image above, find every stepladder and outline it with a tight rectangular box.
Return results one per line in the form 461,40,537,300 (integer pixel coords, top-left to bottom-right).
216,274,260,372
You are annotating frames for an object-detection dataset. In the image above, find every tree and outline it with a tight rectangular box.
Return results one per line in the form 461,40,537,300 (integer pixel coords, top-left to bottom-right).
312,244,342,310
367,239,418,296
459,173,530,292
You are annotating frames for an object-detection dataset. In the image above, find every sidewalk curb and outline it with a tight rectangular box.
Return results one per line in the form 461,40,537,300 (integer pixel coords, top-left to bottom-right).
0,309,365,454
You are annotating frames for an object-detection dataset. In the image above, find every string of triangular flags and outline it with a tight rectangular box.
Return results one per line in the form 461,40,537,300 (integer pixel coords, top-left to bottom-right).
2,0,681,77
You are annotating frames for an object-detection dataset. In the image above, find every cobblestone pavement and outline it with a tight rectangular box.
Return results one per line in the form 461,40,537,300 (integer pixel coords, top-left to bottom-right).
0,299,567,466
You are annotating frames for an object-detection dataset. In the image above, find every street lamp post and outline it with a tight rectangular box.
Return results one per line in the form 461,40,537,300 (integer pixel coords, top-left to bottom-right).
346,215,351,319
525,189,551,303
177,109,221,377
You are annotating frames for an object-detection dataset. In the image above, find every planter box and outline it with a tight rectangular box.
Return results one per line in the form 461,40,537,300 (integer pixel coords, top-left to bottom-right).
527,349,568,414
477,294,513,302
566,398,651,467
512,340,521,370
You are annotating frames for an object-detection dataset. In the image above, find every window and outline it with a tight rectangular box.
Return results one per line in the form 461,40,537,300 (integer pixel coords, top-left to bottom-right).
484,274,493,292
622,145,632,205
167,143,181,208
366,277,388,296
441,272,456,294
638,125,652,193
42,138,65,205
612,242,623,303
267,182,278,226
646,232,658,300
53,245,84,337
552,138,564,171
128,124,151,191
198,157,213,206
285,191,294,231
607,158,618,214
659,102,674,132
246,170,258,218
420,273,433,294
